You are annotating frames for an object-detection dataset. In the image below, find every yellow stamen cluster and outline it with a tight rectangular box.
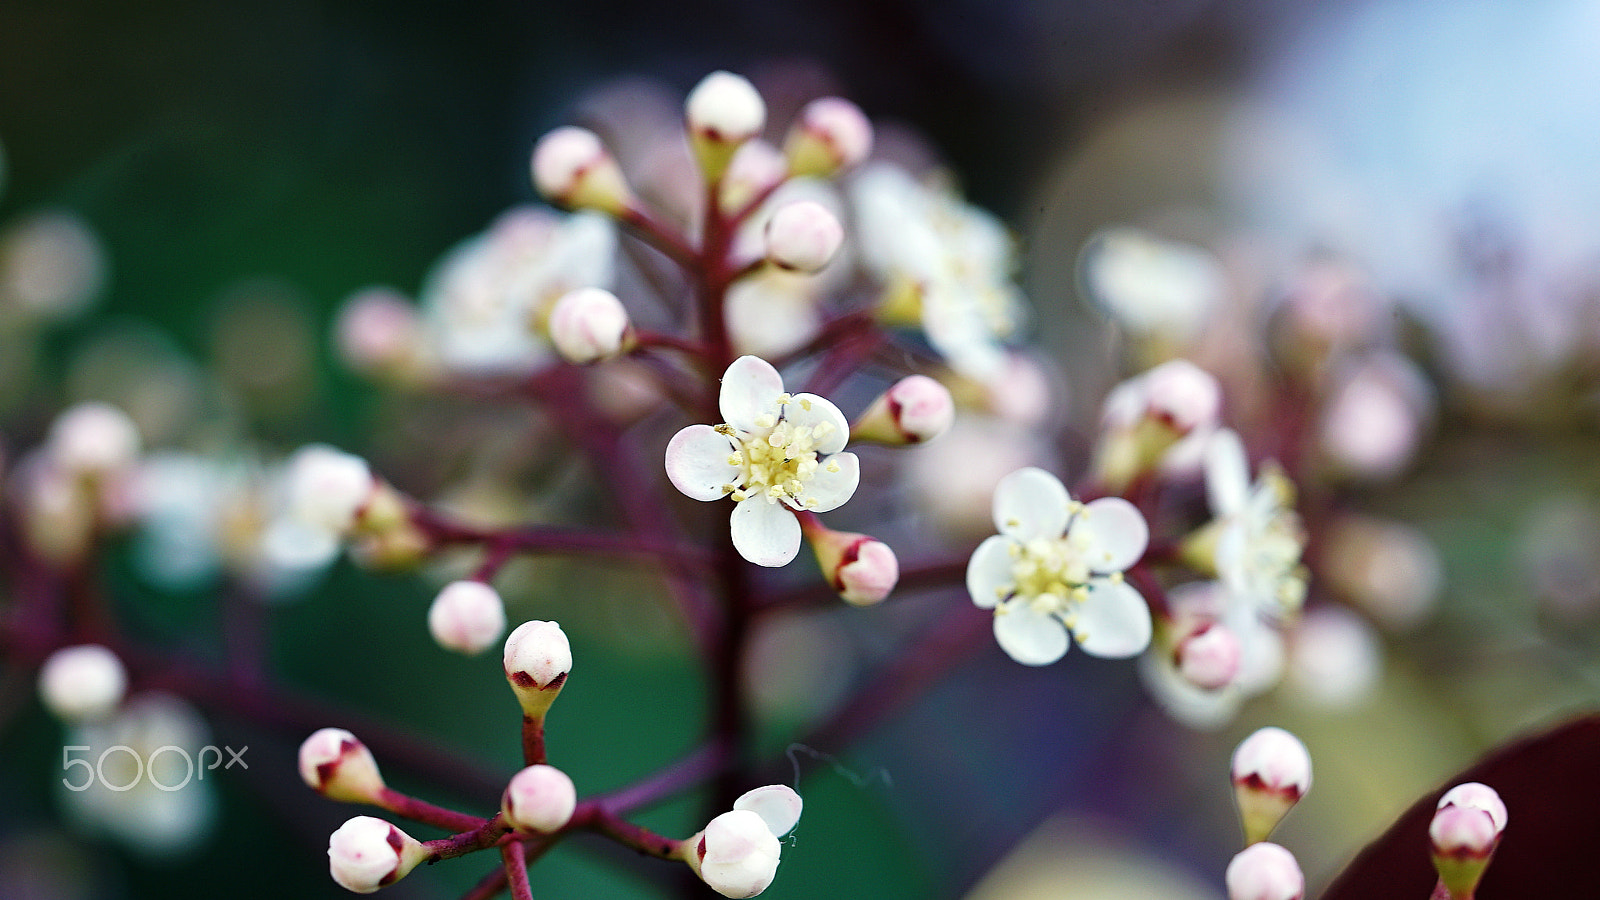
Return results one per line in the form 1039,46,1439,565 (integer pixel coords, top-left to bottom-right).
992,517,1109,628
717,397,839,508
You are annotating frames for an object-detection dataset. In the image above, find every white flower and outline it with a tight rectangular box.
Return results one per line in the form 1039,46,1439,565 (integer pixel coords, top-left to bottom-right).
1205,430,1308,620
966,467,1152,665
665,356,860,567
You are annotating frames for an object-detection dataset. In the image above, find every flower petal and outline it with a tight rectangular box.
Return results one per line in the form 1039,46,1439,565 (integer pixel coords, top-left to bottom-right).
991,467,1071,541
733,785,803,838
665,425,741,501
1073,578,1153,658
992,599,1070,665
1205,428,1250,517
720,355,784,433
784,393,849,454
1076,497,1149,572
730,496,802,567
966,535,1015,609
797,451,859,513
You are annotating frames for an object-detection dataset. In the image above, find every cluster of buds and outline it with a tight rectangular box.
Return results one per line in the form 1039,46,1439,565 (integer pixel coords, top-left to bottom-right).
1429,782,1507,900
1224,726,1311,900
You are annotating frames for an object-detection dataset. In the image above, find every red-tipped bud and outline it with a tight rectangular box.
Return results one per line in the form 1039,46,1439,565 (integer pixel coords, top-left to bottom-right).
1431,782,1506,899
803,518,898,607
851,375,955,446
531,126,633,216
685,71,765,181
300,727,387,804
1231,726,1312,844
784,97,872,178
1176,622,1242,690
503,620,572,719
327,816,427,893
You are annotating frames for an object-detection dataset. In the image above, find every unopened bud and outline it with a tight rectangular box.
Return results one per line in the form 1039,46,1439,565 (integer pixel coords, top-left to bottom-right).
1232,726,1312,844
1175,622,1241,690
285,444,374,536
720,140,788,213
1431,782,1506,899
803,518,898,606
686,71,766,181
1094,359,1220,490
1225,842,1304,900
503,620,572,718
49,401,140,476
427,580,506,656
684,809,782,899
335,287,424,378
764,200,843,273
531,126,633,216
851,374,955,445
299,727,387,804
784,97,873,177
548,287,632,364
38,643,126,722
327,816,427,894
501,764,577,834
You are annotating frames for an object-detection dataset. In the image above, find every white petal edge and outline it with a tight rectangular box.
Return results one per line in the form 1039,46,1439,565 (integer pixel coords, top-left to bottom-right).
730,496,802,567
720,355,784,433
733,785,803,838
991,467,1071,542
783,392,849,455
796,451,859,513
1205,428,1250,517
966,535,1015,609
1077,497,1149,572
1074,578,1153,658
992,599,1070,666
665,425,741,501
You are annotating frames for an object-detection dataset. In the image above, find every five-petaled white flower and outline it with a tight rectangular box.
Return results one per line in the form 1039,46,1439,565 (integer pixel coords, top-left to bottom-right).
1205,429,1309,620
665,356,860,567
966,467,1152,665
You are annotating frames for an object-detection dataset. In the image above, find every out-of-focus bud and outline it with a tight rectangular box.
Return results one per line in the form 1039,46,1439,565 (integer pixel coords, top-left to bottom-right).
285,444,373,536
548,287,633,364
299,727,387,805
784,96,873,178
327,816,427,894
38,644,126,722
1284,605,1381,710
427,580,507,656
851,374,955,445
802,517,898,606
764,200,843,273
1319,353,1432,481
501,764,577,834
685,71,766,181
1231,726,1312,844
720,140,788,213
503,620,572,719
334,287,426,381
1322,514,1442,632
1078,226,1223,347
531,126,633,216
1175,622,1241,691
1430,782,1506,900
1092,359,1221,491
1225,841,1305,900
684,809,783,898
48,401,140,477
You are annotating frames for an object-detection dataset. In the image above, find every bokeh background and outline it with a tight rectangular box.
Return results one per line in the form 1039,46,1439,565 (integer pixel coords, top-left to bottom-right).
7,0,1600,898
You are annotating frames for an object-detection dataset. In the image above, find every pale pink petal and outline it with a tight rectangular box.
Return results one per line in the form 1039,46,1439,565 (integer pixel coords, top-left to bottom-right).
730,496,802,567
783,392,849,454
1206,428,1250,517
991,467,1071,541
966,535,1015,609
1076,497,1149,572
733,785,803,838
796,451,858,513
1073,578,1153,658
665,425,742,501
719,355,784,432
993,598,1070,665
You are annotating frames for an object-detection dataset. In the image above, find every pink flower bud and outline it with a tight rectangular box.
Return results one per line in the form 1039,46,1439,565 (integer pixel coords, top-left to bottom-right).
327,816,426,893
1095,359,1221,490
1225,842,1305,900
686,72,766,180
531,126,633,215
687,809,782,898
784,96,873,177
299,727,387,804
1175,622,1241,690
503,620,572,718
38,643,126,722
49,401,140,476
334,287,423,376
501,764,577,834
1431,783,1506,899
764,200,843,273
802,517,899,606
427,580,506,655
548,287,632,364
1231,726,1312,844
851,374,955,445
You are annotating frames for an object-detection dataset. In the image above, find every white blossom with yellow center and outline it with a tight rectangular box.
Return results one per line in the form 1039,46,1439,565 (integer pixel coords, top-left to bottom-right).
966,467,1153,665
666,356,860,567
